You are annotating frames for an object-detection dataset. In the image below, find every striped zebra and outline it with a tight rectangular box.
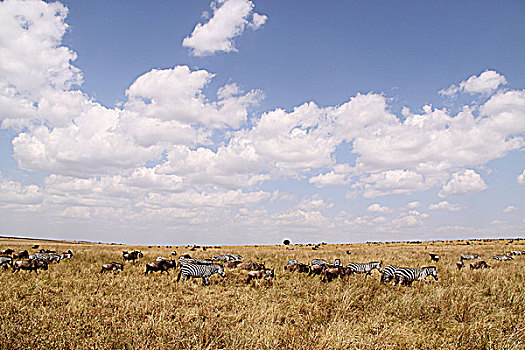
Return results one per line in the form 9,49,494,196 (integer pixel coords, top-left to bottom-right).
176,263,225,286
380,265,400,284
346,261,382,276
460,254,480,261
0,256,13,269
493,255,513,261
177,257,214,267
30,252,61,263
331,259,342,267
393,266,438,286
287,259,298,265
311,259,328,266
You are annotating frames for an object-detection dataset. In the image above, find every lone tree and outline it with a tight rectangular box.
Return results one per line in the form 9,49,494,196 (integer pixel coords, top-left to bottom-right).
283,239,291,245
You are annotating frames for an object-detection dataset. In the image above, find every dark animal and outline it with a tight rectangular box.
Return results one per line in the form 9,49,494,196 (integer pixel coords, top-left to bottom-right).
346,251,352,255
13,260,48,273
144,259,177,275
456,261,464,270
225,261,242,268
176,263,225,286
60,250,73,260
100,262,123,273
429,254,440,262
322,266,345,282
32,245,39,249
239,261,265,271
171,251,177,256
246,268,275,284
12,250,29,259
470,261,490,269
285,263,310,273
309,264,326,276
123,251,143,263
346,261,382,276
393,266,438,286
0,249,15,256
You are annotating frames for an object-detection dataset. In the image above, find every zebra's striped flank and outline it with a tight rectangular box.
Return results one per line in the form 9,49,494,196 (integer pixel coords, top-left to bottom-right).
393,266,438,286
176,263,225,286
346,261,382,275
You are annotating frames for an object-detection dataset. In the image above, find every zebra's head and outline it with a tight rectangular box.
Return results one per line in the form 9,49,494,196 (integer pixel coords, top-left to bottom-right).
371,261,382,271
424,266,438,281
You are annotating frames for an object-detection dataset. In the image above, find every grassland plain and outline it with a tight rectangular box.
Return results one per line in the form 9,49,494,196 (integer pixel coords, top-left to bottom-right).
0,237,524,350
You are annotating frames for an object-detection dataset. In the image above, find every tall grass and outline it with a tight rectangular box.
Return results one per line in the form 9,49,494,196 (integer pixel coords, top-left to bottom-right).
0,238,523,349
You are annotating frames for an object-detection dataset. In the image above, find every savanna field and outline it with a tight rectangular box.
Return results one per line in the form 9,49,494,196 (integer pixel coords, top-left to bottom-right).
0,237,524,350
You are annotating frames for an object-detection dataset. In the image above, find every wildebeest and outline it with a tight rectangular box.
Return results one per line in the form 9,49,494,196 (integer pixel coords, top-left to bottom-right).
470,261,490,269
225,260,242,268
429,254,440,262
246,268,275,284
0,249,15,256
123,251,143,263
13,260,48,273
100,262,123,273
346,250,352,255
309,264,326,276
144,259,176,275
322,266,346,282
171,251,177,256
239,261,266,271
285,263,310,274
12,250,29,259
30,252,61,264
456,261,465,270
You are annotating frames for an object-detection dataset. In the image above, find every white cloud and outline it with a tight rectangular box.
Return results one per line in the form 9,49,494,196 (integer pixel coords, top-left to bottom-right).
406,201,421,209
182,0,267,56
503,205,518,213
439,169,487,197
0,173,43,207
439,70,506,97
367,203,392,213
518,170,525,187
428,201,462,212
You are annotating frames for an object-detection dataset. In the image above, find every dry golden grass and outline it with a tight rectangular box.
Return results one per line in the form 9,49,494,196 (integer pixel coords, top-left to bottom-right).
0,237,524,349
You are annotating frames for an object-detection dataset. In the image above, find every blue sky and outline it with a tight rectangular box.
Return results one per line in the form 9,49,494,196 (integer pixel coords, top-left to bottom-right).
0,0,523,245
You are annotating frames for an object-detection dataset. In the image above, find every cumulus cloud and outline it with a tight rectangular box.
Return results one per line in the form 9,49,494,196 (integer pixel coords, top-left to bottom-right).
439,169,488,197
518,170,525,187
0,173,43,208
503,205,518,213
367,203,392,213
440,70,507,97
428,201,462,212
182,0,267,56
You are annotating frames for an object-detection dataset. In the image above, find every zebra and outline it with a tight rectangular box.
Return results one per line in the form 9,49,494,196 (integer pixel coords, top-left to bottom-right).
176,263,225,286
331,259,342,267
212,254,243,262
393,266,438,286
460,254,480,261
346,261,382,276
30,252,61,263
493,255,514,261
177,257,214,267
287,259,298,265
311,259,328,266
0,256,13,270
380,265,400,283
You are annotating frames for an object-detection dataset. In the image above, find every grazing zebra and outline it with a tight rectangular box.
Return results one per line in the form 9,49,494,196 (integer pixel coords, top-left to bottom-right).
177,256,214,267
346,261,382,276
211,254,243,262
460,254,480,261
30,252,61,263
311,259,328,266
287,259,298,265
493,255,514,261
331,259,342,267
393,266,438,286
176,263,225,286
0,256,13,270
380,265,400,283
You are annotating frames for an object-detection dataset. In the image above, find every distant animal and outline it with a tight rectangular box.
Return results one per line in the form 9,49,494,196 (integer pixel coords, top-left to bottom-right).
12,250,29,259
286,247,294,250
144,259,176,275
331,259,342,267
13,260,48,273
176,263,225,286
456,261,464,270
470,261,490,269
0,256,13,270
493,255,513,261
30,252,61,264
460,254,480,261
171,251,177,256
177,256,214,267
380,265,400,284
239,261,265,271
287,259,298,265
505,251,525,256
322,266,345,282
346,261,382,276
246,268,275,284
393,266,438,286
32,245,39,249
0,249,15,256
211,254,243,262
429,254,440,262
309,264,326,276
311,259,328,266
346,251,352,255
60,250,73,260
123,251,143,263
225,261,242,268
285,263,310,274
100,262,123,273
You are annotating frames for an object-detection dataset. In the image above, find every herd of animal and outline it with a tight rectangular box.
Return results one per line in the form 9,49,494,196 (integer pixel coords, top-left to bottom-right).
1,245,522,287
